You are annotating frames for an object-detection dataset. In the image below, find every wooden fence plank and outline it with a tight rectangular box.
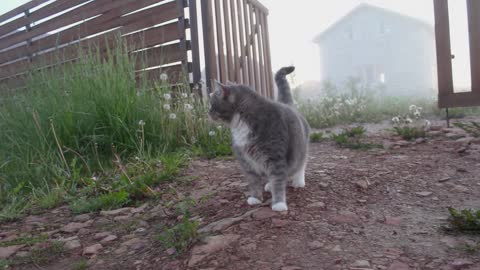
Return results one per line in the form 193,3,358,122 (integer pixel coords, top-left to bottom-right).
201,0,217,91
222,0,233,81
133,43,184,70
243,0,253,86
255,8,265,96
237,0,247,84
260,12,272,97
230,0,240,83
0,0,90,38
214,0,226,83
248,3,259,92
0,0,50,23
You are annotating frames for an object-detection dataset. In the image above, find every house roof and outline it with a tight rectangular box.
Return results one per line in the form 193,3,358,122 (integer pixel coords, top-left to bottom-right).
313,3,434,43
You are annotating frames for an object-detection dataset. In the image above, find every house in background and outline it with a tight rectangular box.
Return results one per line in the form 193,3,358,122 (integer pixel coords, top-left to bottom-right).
313,4,437,96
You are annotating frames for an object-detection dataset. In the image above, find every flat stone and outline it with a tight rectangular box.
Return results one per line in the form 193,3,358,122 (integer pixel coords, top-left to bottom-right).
281,267,302,270
73,214,91,222
307,202,326,209
252,208,278,220
191,234,240,256
450,259,473,270
0,245,25,259
61,221,91,233
453,185,469,193
100,207,132,216
131,203,148,214
438,177,451,183
198,209,258,234
83,244,103,256
319,182,330,189
113,215,131,222
100,235,118,244
166,248,176,256
415,191,433,197
94,232,111,240
384,216,403,226
351,259,371,268
188,255,207,267
272,218,290,228
64,240,82,250
307,240,324,250
388,261,410,270
355,180,369,190
121,238,148,250
329,211,360,225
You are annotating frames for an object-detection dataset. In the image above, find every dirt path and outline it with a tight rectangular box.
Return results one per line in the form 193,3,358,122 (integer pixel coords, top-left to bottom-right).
2,125,480,270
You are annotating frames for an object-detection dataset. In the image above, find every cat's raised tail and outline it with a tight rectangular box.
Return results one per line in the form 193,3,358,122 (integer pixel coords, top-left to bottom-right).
275,66,295,106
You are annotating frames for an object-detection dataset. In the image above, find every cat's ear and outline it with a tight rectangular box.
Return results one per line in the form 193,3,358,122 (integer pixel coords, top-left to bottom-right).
213,80,231,100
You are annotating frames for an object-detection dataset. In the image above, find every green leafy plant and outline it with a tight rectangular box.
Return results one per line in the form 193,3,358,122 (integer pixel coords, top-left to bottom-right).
331,126,381,150
0,234,48,247
446,207,480,234
393,126,426,141
69,191,130,214
310,132,325,142
454,121,480,138
158,216,199,255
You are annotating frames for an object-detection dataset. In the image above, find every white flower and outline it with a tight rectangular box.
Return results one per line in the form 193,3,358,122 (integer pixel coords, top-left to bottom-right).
169,113,177,120
424,120,431,126
135,156,140,161
184,104,193,111
164,93,171,100
413,110,421,118
409,105,417,111
181,93,188,98
209,131,216,136
163,104,171,110
392,117,400,123
160,73,168,81
138,120,145,126
216,125,222,130
405,117,413,124
91,176,98,181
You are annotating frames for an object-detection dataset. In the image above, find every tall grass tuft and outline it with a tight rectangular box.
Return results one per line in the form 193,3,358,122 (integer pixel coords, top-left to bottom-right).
0,42,230,213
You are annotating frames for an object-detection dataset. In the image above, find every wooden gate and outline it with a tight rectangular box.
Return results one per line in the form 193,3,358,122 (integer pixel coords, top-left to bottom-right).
201,0,274,97
434,0,480,108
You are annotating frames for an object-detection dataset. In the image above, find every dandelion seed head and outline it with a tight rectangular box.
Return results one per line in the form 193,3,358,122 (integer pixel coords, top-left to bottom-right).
164,93,172,100
160,73,168,81
184,104,193,111
169,113,177,120
138,120,145,126
209,131,216,137
181,93,188,98
163,104,171,110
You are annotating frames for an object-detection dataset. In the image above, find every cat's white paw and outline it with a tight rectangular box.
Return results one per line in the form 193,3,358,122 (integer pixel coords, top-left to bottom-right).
272,202,288,212
264,183,271,192
290,179,305,188
247,197,262,205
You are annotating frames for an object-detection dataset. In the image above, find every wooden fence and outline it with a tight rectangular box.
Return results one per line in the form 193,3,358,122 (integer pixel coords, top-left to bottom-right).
0,0,201,90
434,0,480,108
0,0,274,97
200,0,273,97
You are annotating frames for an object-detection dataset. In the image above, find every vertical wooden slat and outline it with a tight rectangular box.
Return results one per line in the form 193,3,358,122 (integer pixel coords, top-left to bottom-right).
237,0,248,84
433,0,454,108
223,0,234,81
176,0,188,73
259,12,270,97
468,0,480,93
214,0,227,83
255,8,266,96
262,12,274,98
248,4,260,92
230,0,241,82
189,0,202,88
243,0,253,87
201,0,217,91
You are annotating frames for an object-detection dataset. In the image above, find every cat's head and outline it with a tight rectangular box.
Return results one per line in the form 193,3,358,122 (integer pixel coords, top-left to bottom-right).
208,81,250,124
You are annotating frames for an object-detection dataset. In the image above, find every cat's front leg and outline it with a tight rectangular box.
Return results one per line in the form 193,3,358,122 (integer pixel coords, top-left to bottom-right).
245,170,264,205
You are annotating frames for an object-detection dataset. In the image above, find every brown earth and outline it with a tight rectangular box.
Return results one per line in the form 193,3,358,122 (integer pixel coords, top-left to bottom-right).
1,122,480,270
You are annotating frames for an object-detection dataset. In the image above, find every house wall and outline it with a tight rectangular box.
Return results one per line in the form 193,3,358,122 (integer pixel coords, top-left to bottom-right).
318,8,437,96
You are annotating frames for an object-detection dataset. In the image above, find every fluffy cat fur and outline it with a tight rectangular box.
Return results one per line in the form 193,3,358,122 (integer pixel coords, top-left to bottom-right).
208,66,310,212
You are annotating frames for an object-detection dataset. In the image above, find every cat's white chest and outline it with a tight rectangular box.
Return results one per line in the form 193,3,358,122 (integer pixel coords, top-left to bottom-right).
230,114,251,148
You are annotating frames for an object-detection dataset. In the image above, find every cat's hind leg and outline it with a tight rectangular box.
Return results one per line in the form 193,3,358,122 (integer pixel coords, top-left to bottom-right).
267,164,289,212
290,162,306,189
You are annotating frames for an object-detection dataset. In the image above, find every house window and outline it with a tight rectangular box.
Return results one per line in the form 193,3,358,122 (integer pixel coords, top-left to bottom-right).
380,73,386,83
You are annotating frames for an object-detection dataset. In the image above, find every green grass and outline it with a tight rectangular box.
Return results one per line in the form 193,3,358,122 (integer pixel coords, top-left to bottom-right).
454,121,480,138
11,241,66,267
0,234,48,247
71,260,88,270
331,126,382,150
445,207,480,234
393,126,426,141
0,41,231,219
158,216,199,255
310,132,325,142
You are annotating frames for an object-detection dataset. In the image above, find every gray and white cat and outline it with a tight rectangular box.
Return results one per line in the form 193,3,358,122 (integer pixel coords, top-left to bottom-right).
208,66,310,212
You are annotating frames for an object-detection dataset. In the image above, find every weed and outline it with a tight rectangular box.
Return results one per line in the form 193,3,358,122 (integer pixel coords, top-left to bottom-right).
32,187,65,210
457,242,480,254
158,216,199,255
0,234,48,247
0,259,8,270
0,198,29,224
454,122,480,138
10,241,65,267
310,132,325,142
331,126,381,150
445,207,480,234
69,191,130,214
393,126,426,141
71,259,88,270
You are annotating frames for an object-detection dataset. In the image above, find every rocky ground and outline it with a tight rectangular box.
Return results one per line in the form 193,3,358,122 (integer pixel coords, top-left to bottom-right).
1,121,480,270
